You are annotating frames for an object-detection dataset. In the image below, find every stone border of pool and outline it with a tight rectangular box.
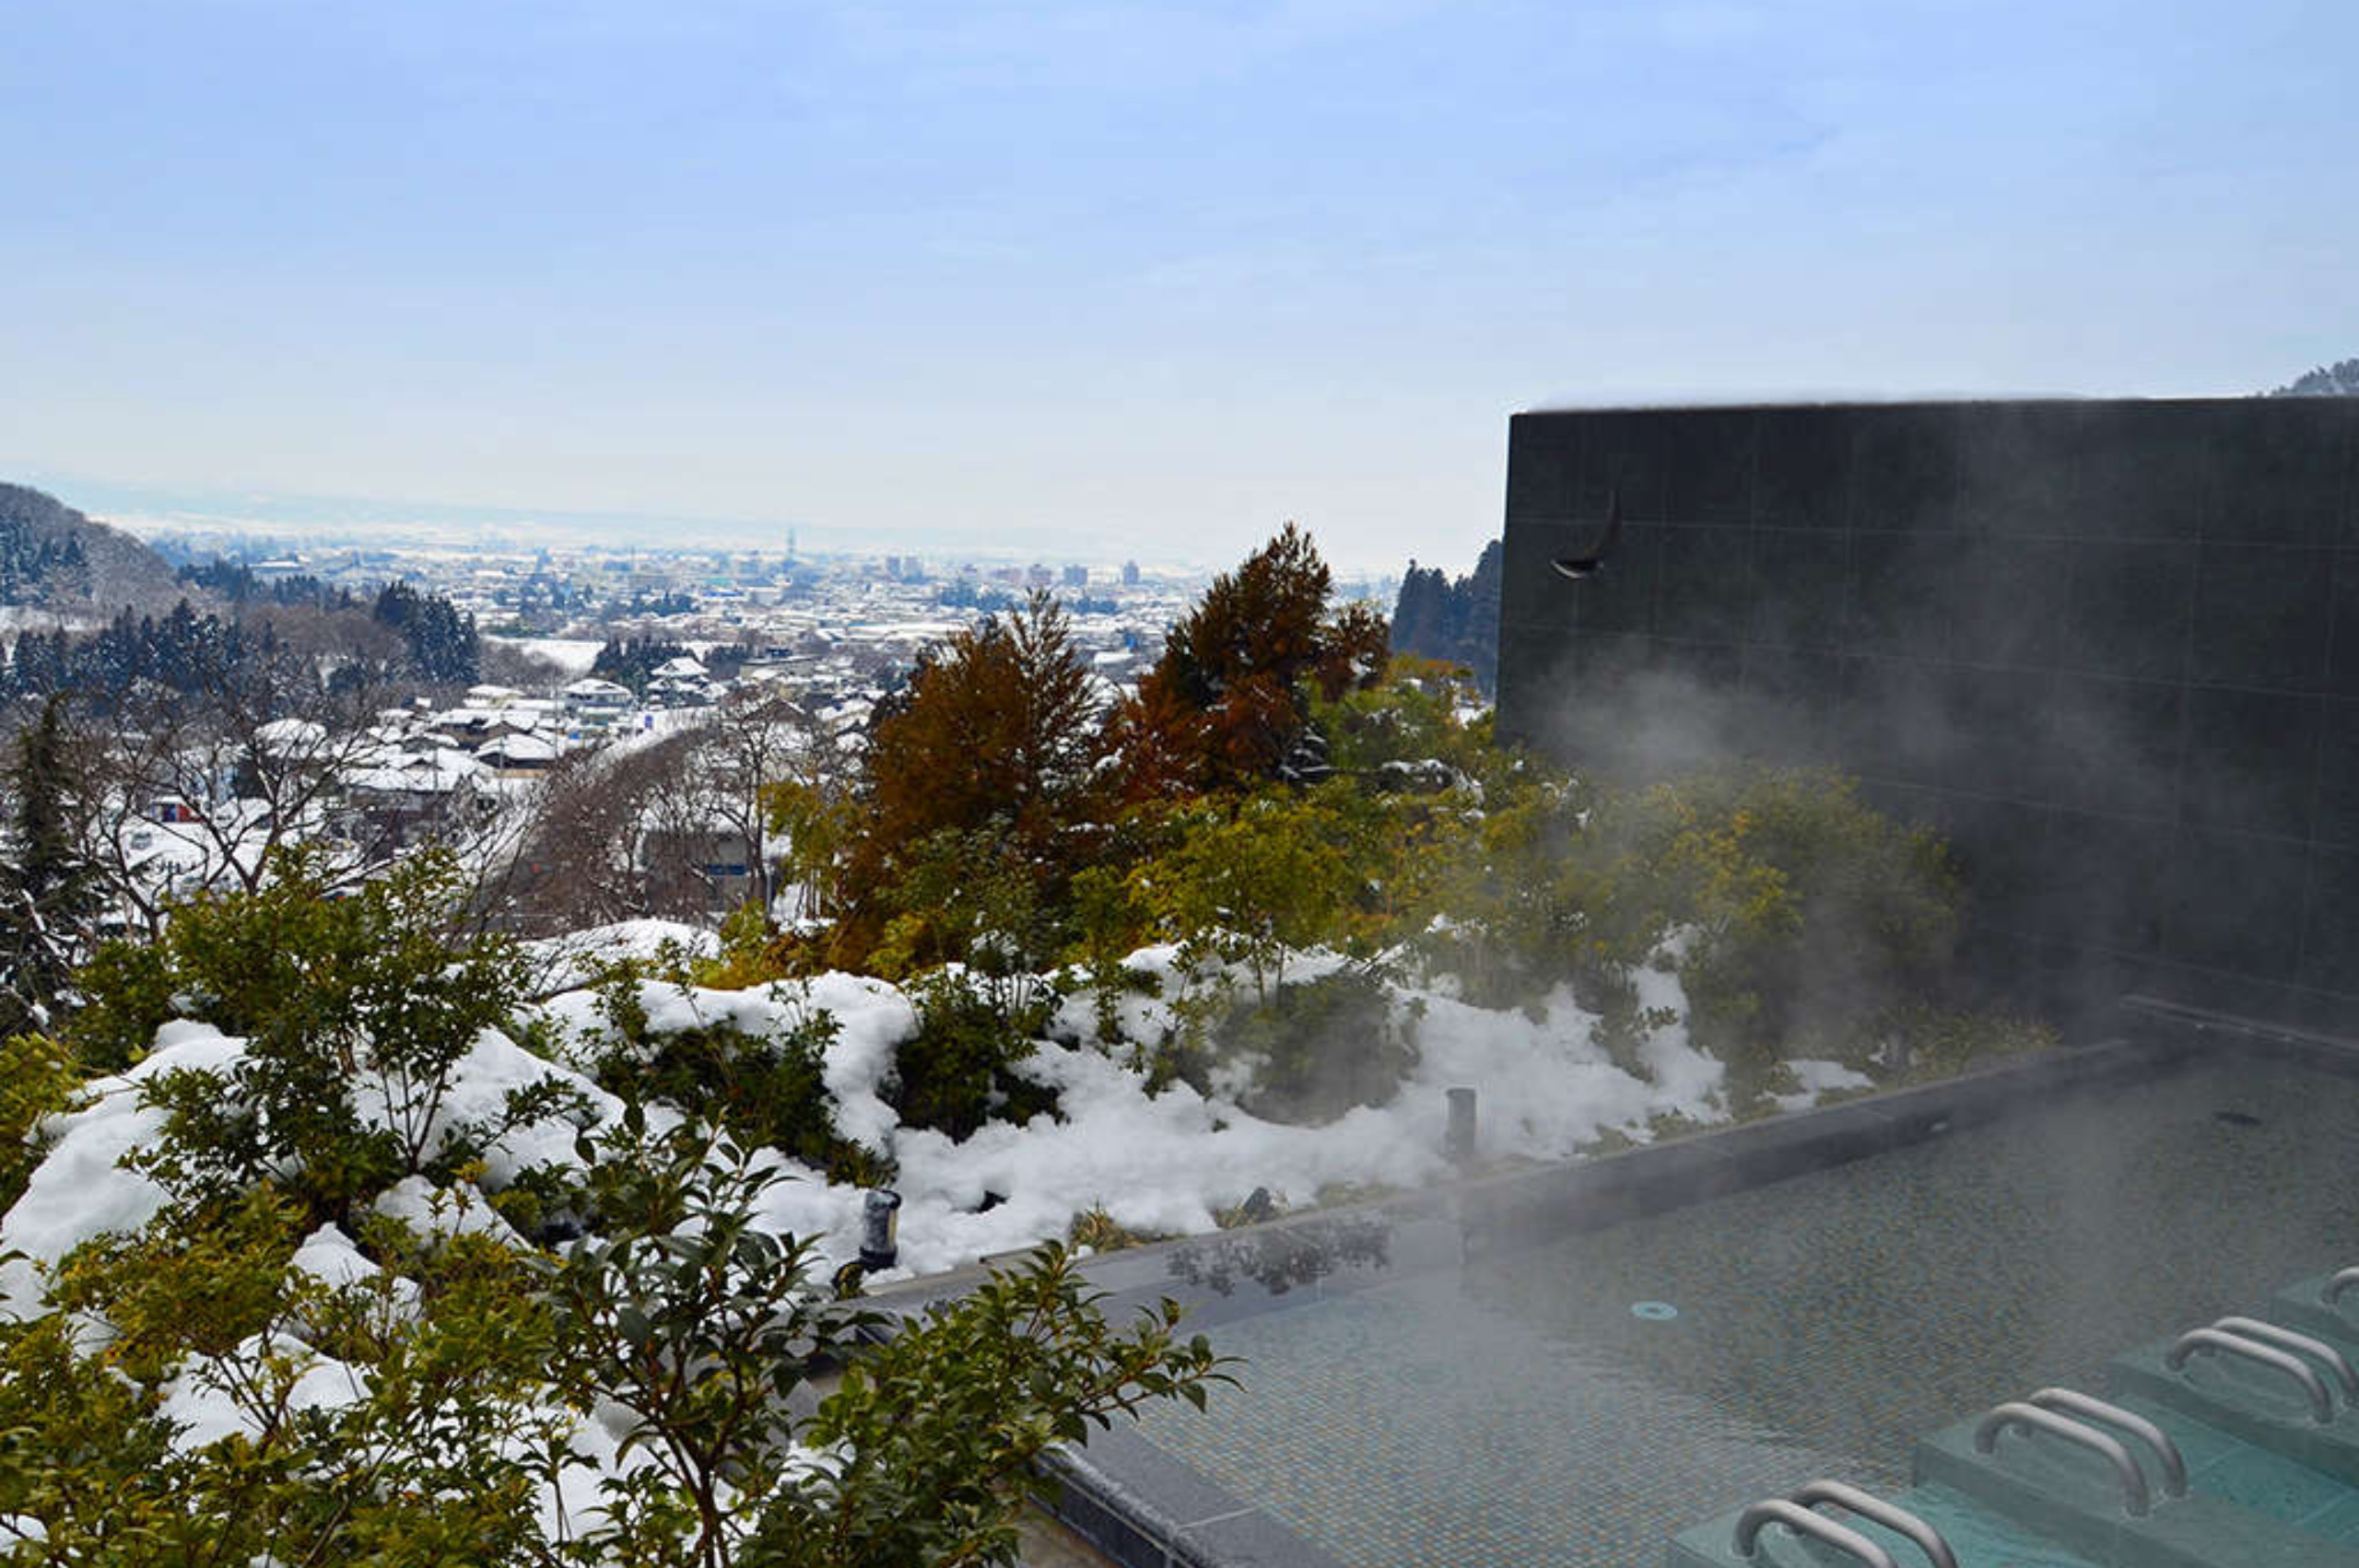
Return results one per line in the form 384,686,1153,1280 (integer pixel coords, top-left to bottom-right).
873,1015,2347,1568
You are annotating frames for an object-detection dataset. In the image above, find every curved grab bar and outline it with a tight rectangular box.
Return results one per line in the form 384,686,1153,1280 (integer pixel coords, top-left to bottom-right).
2326,1267,2359,1307
2213,1316,2359,1403
1734,1498,1898,1567
2026,1387,2188,1499
1975,1402,2152,1515
1789,1480,1959,1568
2167,1327,2335,1423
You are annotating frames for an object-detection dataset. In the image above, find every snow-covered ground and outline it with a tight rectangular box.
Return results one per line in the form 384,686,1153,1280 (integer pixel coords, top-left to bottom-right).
0,604,102,636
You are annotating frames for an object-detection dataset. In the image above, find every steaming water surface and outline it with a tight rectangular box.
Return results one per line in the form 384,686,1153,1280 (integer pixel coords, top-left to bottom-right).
1130,1059,2359,1567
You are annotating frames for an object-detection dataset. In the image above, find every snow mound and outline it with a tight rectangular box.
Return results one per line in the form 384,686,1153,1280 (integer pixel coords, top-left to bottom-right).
0,1022,246,1317
522,919,720,993
158,1332,369,1450
524,949,1746,1281
5,933,1872,1304
1,1020,608,1318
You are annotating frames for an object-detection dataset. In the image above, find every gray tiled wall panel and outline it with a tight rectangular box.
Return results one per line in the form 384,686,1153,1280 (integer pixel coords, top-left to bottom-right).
1496,397,2359,1032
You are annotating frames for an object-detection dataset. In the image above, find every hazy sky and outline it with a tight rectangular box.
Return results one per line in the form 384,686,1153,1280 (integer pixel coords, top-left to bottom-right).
4,1,2352,572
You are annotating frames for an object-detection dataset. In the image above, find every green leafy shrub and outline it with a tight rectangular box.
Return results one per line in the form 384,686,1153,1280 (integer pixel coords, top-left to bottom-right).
1128,785,1380,1003
581,981,888,1184
1568,767,1960,1089
0,1190,555,1564
1224,967,1421,1125
46,1186,305,1383
1067,860,1156,1047
111,848,576,1226
891,966,1062,1143
0,1031,81,1213
534,1110,1232,1568
1404,775,1591,1009
801,1249,1231,1568
61,935,176,1071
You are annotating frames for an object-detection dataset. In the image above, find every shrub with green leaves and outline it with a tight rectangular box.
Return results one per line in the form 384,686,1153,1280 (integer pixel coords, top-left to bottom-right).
0,1188,557,1565
100,848,575,1226
579,977,888,1185
534,1110,1232,1568
1128,785,1379,1003
1569,767,1961,1086
0,1031,80,1215
891,965,1062,1143
1222,966,1422,1125
4,1110,1233,1568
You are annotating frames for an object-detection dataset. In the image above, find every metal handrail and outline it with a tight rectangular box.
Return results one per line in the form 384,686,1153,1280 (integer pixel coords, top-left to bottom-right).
2213,1316,2359,1402
1734,1498,1899,1568
1789,1480,1960,1568
1975,1402,2152,1515
2026,1387,2189,1499
2167,1327,2336,1424
2326,1267,2359,1307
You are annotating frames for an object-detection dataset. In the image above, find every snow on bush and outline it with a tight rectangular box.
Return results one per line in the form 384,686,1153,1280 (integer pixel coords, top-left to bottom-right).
0,1016,616,1319
518,942,1815,1279
520,919,721,994
5,938,1875,1311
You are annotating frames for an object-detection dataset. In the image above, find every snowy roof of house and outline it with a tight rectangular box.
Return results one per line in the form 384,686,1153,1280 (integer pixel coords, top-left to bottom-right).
254,717,330,754
345,750,487,794
477,733,560,763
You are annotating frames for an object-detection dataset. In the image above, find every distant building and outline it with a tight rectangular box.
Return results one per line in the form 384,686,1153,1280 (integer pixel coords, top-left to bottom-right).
1121,559,1141,586
1062,563,1089,588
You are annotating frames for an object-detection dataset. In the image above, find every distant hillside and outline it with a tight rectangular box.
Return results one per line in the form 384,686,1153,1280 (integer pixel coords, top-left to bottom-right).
0,483,182,613
2269,357,2359,396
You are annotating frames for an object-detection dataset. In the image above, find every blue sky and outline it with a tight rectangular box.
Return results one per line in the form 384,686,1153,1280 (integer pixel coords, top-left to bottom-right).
3,0,2351,571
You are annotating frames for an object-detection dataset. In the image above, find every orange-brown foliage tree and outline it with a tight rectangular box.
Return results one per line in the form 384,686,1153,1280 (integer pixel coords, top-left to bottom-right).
1109,523,1389,800
835,591,1105,963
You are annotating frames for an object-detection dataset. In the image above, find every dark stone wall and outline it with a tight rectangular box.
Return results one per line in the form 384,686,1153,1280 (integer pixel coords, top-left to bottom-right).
1496,398,2359,1032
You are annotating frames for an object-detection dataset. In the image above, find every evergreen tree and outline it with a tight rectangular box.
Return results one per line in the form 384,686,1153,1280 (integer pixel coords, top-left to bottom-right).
0,695,98,1035
1109,523,1389,798
373,582,482,685
840,591,1103,963
2270,357,2359,396
1386,538,1501,694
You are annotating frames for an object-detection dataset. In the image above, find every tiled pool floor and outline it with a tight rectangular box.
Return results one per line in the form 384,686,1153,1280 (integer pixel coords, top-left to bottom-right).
1128,1059,2359,1566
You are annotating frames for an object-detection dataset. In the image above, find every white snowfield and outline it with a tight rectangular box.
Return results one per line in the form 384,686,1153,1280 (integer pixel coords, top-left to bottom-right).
0,939,1867,1534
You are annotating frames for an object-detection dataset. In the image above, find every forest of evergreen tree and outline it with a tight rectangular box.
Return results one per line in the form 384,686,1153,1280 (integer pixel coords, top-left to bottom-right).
0,583,480,708
1386,538,1500,692
0,490,90,603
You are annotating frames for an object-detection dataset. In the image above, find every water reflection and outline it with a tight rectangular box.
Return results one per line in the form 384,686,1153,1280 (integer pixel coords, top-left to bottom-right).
1166,1213,1392,1297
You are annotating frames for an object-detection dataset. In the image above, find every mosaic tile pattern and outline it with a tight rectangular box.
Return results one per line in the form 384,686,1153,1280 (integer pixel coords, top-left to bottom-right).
1131,1061,2359,1567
